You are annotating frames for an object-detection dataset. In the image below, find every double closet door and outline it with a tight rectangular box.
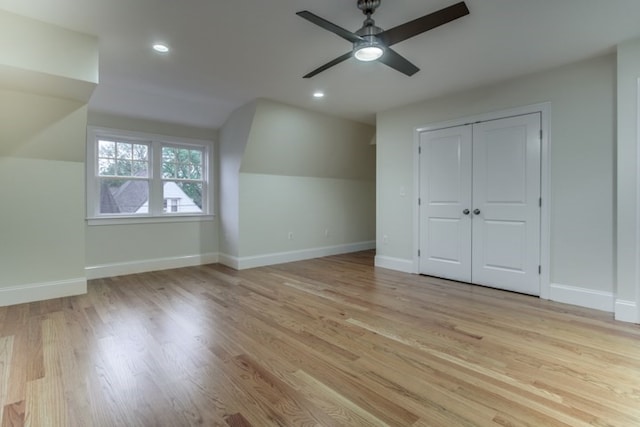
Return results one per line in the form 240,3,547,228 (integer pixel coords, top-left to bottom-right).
418,113,541,296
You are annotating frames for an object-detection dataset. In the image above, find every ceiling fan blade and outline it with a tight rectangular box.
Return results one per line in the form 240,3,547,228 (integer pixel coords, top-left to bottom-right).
303,52,353,79
378,48,420,76
378,2,469,47
297,11,364,44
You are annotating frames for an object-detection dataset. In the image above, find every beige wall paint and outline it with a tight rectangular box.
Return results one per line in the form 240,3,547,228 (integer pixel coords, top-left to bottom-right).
377,54,615,294
616,38,640,322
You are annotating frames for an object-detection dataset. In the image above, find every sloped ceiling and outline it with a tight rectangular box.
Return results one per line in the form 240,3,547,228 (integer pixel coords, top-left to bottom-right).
1,0,640,128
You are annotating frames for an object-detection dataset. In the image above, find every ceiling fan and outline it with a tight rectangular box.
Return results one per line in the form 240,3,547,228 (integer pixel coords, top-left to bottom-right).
296,0,469,78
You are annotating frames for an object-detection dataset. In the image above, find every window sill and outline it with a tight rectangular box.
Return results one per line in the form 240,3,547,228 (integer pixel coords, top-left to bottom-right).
87,214,215,226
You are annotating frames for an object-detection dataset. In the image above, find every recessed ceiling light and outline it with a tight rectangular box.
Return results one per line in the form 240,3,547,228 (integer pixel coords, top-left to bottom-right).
153,43,170,53
313,91,325,98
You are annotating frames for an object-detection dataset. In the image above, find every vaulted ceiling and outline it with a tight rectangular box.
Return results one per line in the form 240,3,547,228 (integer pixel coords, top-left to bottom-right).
2,0,640,128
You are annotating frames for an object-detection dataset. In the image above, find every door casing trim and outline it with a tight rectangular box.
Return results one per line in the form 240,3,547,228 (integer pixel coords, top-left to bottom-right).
412,102,551,299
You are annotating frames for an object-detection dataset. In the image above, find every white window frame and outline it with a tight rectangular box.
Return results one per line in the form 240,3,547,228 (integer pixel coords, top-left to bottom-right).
87,126,214,225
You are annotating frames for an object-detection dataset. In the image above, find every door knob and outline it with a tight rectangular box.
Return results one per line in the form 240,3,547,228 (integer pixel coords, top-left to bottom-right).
463,209,470,215
473,209,481,215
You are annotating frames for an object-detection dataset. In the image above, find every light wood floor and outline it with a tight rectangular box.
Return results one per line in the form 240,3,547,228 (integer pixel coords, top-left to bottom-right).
1,251,640,426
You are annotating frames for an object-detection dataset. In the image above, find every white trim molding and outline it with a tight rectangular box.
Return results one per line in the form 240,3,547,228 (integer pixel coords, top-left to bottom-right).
549,283,614,313
220,241,375,270
218,254,240,270
0,278,87,307
615,299,639,323
374,256,414,273
86,253,219,279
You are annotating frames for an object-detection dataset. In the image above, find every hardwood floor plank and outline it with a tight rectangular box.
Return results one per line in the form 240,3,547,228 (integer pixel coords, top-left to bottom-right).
1,400,25,427
0,337,13,424
1,251,640,425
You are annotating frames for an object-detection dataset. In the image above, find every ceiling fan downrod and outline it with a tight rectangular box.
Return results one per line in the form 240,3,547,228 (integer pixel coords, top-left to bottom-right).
356,0,383,37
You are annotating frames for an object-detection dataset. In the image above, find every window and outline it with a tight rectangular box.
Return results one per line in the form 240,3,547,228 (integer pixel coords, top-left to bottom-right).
87,127,213,223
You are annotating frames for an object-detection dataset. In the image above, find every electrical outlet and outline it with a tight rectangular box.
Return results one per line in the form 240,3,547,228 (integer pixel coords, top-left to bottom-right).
383,234,389,244
324,228,329,237
288,231,294,240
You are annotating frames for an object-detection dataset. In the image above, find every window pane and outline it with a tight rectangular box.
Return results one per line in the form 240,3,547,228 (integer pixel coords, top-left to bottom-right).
176,165,188,179
177,148,189,162
162,181,203,212
116,160,132,176
98,159,116,176
132,161,149,177
190,150,202,165
162,147,176,162
116,142,133,160
133,144,148,161
98,140,116,158
161,146,205,181
191,165,202,180
99,179,149,214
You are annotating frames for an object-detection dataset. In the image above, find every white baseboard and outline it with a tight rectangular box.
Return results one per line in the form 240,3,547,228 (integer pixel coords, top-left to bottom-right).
86,253,219,279
220,241,375,270
218,253,240,270
374,255,414,274
549,283,614,313
0,278,87,307
615,299,638,323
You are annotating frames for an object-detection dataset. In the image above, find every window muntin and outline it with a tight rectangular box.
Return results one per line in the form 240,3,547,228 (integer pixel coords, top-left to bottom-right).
87,127,212,221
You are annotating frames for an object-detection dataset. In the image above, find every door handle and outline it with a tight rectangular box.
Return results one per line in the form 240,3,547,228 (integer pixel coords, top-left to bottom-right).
463,209,470,215
473,209,481,215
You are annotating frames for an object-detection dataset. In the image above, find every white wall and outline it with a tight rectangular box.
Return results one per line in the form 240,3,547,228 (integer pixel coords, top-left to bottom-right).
218,101,257,258
616,38,640,322
85,113,219,278
0,90,89,306
0,9,98,102
377,54,616,305
0,13,96,306
239,174,375,258
218,99,376,268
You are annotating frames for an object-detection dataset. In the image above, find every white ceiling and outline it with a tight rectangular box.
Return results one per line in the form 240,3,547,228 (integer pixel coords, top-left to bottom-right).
2,0,640,128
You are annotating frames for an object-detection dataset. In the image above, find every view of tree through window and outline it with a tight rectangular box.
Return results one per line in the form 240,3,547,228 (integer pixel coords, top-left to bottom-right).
162,146,204,210
88,127,210,219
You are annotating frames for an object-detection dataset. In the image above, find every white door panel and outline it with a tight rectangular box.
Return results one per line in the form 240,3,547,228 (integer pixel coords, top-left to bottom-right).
418,113,541,295
419,126,472,282
472,114,541,295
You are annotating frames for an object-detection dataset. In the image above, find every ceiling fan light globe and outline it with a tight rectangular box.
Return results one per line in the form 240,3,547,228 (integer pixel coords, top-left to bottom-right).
354,46,384,61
